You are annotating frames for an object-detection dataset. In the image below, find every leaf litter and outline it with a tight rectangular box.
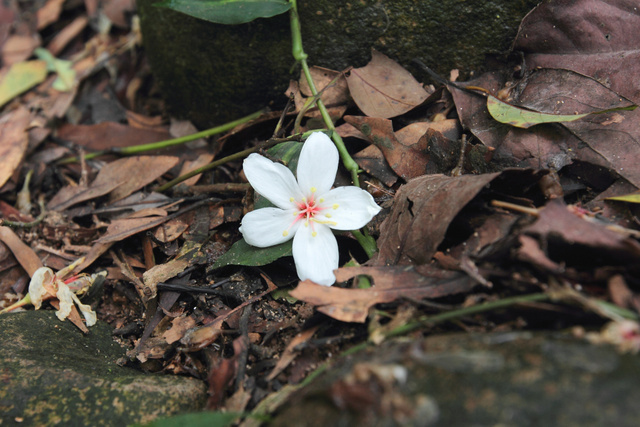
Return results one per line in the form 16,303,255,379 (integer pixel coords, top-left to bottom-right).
0,0,639,422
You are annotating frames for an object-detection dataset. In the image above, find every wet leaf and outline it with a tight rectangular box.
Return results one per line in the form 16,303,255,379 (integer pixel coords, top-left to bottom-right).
156,0,291,25
211,238,292,269
346,50,429,118
0,60,47,107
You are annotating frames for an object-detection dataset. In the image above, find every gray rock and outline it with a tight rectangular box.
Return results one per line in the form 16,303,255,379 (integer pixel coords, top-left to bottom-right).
137,0,540,127
0,311,206,426
270,331,640,426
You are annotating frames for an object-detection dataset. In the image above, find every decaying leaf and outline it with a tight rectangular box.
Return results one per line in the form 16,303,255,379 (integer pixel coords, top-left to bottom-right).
0,107,30,189
290,267,476,323
344,115,430,181
346,50,429,119
48,155,179,210
376,173,498,266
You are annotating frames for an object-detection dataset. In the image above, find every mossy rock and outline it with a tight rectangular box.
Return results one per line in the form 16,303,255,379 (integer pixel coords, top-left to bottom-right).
271,331,640,426
138,0,540,127
0,311,206,426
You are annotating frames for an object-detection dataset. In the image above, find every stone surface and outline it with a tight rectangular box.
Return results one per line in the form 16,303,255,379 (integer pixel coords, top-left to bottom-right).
271,331,640,426
0,311,206,426
138,0,540,127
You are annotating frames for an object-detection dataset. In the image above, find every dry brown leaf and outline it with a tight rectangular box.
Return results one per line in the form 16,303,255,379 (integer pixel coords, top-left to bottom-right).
346,50,429,118
299,66,350,108
0,226,43,276
56,121,171,151
163,315,197,344
48,155,178,210
96,215,170,244
0,107,30,189
46,15,89,56
266,325,320,381
344,115,430,181
290,267,475,323
376,173,499,266
36,0,66,29
1,35,41,65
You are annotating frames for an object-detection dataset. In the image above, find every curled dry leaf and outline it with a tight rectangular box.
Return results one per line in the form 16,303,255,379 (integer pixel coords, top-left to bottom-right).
344,115,430,181
376,173,499,266
346,50,429,119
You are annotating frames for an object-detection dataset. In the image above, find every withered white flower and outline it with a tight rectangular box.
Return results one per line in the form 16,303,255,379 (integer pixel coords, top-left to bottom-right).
239,132,381,286
29,265,100,326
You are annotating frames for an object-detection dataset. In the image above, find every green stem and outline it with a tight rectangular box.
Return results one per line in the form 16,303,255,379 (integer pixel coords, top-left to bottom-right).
154,136,291,192
57,109,266,165
384,292,551,339
289,0,360,187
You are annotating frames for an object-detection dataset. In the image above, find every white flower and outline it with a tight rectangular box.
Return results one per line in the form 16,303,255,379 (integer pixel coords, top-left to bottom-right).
239,132,381,286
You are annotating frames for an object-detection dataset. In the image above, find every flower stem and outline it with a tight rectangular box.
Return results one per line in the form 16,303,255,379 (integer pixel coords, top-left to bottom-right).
57,108,266,165
289,0,360,187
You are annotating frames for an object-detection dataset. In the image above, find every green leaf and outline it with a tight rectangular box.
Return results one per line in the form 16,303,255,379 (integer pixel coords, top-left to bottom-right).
486,95,636,129
212,238,292,269
134,411,241,427
267,140,303,172
33,48,76,92
0,60,48,107
156,0,291,25
605,192,640,204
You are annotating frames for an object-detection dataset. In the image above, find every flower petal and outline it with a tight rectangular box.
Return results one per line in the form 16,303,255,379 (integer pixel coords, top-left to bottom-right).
296,132,339,196
292,223,338,286
317,186,382,230
243,153,303,209
240,207,299,247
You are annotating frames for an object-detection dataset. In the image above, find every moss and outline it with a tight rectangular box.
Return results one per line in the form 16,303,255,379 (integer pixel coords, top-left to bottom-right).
138,0,540,127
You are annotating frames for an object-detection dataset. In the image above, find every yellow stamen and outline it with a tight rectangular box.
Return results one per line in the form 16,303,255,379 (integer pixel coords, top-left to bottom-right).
304,221,309,227
311,187,317,193
312,231,318,237
302,197,307,202
283,230,289,237
319,198,325,203
325,214,332,218
332,204,339,210
289,197,294,202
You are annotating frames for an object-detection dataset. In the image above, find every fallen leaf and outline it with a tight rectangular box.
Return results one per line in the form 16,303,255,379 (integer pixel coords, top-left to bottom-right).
346,50,429,118
56,121,171,151
290,267,476,323
46,16,89,56
1,34,40,65
344,115,430,180
376,172,498,266
163,315,197,344
266,325,320,381
514,0,640,104
0,61,48,108
523,199,640,263
0,226,42,276
36,0,66,29
298,66,350,108
48,155,178,210
0,107,31,189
